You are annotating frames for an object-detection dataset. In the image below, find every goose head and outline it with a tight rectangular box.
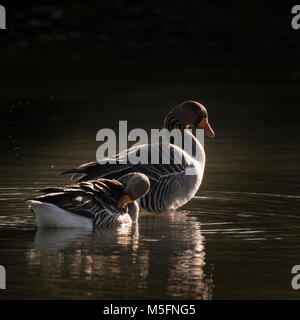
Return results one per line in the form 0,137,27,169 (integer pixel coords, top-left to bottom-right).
117,173,150,208
163,100,215,138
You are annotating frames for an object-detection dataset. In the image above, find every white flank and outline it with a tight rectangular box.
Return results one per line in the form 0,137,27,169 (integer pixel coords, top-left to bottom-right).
26,200,93,229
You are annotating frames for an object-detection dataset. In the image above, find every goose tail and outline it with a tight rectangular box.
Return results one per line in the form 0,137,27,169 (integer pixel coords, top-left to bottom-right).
26,200,93,229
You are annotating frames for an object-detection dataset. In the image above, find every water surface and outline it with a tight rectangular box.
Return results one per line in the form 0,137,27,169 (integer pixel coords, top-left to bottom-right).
1,79,300,299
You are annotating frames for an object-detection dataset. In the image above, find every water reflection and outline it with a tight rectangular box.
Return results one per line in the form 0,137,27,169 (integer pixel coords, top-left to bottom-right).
2,181,300,299
1,76,299,298
21,212,212,299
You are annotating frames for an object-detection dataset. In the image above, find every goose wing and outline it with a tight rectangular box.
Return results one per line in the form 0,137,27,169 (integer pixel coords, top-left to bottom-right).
33,179,125,220
61,144,200,212
62,144,190,182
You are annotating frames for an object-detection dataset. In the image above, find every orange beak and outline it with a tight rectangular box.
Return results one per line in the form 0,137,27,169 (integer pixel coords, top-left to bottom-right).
117,194,132,208
197,118,215,138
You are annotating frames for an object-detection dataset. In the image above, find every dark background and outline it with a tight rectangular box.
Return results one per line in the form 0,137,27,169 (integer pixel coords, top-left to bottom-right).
2,2,299,83
1,1,298,127
1,1,298,78
1,2,299,119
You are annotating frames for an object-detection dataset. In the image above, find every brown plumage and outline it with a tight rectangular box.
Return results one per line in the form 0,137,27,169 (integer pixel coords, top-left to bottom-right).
27,173,150,228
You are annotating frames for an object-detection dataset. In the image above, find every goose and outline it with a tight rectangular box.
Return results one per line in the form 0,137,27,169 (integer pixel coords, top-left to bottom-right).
61,100,215,213
26,172,150,229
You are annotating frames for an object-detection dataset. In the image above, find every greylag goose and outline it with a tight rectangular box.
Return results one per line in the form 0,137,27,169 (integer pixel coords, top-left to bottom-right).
26,173,150,228
62,101,215,213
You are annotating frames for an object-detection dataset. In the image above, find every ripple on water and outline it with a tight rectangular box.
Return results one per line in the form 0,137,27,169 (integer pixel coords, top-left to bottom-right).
188,190,300,242
0,187,300,299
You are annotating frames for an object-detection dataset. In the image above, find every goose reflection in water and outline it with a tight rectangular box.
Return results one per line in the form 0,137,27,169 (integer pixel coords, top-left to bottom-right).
25,211,213,299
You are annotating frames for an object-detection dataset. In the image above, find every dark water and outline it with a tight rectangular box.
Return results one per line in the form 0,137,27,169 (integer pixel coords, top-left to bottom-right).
1,79,300,300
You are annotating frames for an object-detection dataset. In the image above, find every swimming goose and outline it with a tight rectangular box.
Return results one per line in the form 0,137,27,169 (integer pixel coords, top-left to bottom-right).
26,173,150,228
61,100,215,213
